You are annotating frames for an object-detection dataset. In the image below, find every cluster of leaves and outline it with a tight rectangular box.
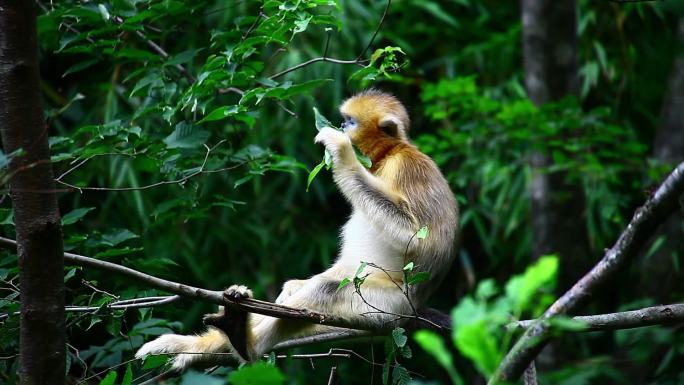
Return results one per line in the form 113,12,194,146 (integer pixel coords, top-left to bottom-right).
416,77,647,265
415,255,560,381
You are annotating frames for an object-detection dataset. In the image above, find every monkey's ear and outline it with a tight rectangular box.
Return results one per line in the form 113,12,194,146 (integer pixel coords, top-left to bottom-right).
379,116,402,137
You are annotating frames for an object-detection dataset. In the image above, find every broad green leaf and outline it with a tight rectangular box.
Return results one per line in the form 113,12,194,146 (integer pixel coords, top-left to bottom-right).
228,362,285,385
101,229,139,246
163,122,210,149
403,262,414,272
505,255,558,312
122,364,133,385
392,364,411,385
62,207,95,225
142,354,169,369
392,327,408,348
313,107,337,131
415,330,464,385
98,371,116,385
453,320,501,377
166,48,200,66
198,105,239,124
407,271,430,285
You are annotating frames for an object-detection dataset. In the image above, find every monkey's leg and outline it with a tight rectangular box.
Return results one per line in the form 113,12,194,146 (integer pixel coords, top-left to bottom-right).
275,279,307,304
134,327,230,371
244,274,412,360
135,285,253,370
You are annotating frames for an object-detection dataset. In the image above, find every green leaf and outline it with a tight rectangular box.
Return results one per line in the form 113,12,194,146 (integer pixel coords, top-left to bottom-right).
505,255,558,312
416,226,429,239
453,320,501,377
122,364,133,385
64,267,79,283
166,48,200,66
97,4,110,21
63,58,99,77
403,262,414,272
306,160,326,192
392,327,408,348
228,362,285,385
98,371,116,385
142,354,169,369
353,145,372,168
415,330,453,369
391,364,411,385
407,271,430,285
198,105,239,124
337,278,351,291
355,262,367,278
101,229,139,246
62,207,95,225
313,107,337,131
414,330,464,385
163,122,210,149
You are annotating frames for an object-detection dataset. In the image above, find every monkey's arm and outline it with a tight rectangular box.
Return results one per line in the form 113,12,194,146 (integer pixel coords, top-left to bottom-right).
315,128,418,244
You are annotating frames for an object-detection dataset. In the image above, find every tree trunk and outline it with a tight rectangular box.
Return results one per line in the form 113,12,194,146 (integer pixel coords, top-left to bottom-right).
0,2,66,384
640,18,684,302
522,0,590,289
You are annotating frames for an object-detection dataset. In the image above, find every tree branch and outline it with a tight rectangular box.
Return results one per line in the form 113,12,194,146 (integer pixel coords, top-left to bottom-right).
490,161,684,384
507,303,684,332
0,236,449,334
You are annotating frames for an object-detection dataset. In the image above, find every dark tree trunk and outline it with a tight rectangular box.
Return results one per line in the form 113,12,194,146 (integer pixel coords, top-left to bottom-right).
522,0,590,289
0,2,66,384
640,18,684,302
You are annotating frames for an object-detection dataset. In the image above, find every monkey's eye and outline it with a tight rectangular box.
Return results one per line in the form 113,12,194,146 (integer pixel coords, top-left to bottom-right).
341,117,357,132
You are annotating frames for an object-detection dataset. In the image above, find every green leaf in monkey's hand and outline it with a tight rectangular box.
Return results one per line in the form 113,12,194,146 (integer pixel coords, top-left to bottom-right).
306,160,326,192
354,146,372,168
313,107,338,131
308,107,373,191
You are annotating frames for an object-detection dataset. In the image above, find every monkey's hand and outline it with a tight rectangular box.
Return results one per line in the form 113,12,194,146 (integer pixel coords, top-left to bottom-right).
314,127,355,169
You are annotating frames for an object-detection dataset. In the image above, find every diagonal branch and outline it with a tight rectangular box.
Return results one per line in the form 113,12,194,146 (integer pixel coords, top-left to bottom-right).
490,161,684,384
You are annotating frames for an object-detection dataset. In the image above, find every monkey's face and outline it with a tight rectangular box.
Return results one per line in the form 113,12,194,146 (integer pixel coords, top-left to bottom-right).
339,90,410,144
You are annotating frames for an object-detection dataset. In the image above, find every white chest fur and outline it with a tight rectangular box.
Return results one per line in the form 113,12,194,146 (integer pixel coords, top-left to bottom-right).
335,210,405,275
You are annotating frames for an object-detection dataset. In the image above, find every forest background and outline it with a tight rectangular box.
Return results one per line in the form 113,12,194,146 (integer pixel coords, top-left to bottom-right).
1,0,684,384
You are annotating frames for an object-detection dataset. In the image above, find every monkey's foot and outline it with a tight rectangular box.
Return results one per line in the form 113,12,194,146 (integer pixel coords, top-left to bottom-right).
203,285,253,362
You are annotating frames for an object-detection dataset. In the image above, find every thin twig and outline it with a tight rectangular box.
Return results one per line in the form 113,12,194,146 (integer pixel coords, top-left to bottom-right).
355,0,391,61
54,141,253,193
268,0,391,79
269,57,366,79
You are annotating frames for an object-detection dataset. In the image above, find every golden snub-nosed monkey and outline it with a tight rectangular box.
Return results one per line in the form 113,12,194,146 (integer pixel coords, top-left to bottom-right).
136,90,459,370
